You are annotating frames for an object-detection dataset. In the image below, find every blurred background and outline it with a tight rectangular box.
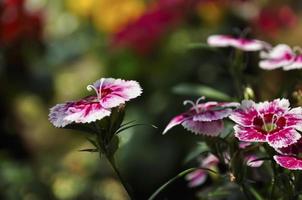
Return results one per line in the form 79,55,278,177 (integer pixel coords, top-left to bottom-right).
1,0,302,199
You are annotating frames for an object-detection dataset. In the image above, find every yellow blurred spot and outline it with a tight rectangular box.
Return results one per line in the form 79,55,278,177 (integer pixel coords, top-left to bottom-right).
53,173,85,199
92,0,145,33
65,0,96,18
95,178,128,200
197,2,224,26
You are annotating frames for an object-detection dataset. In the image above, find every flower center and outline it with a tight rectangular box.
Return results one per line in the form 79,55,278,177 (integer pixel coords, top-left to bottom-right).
262,123,277,132
252,113,286,134
86,79,106,103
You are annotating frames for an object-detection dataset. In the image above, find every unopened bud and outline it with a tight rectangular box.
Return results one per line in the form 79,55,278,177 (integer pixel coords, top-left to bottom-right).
243,86,255,100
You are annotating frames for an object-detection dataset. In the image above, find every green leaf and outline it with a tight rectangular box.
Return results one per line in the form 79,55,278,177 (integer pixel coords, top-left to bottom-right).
86,137,99,148
172,83,232,101
115,123,157,135
78,148,98,152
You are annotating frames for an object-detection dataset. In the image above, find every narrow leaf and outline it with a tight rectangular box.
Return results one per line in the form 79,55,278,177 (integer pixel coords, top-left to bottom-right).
172,83,232,101
115,123,157,135
78,148,99,152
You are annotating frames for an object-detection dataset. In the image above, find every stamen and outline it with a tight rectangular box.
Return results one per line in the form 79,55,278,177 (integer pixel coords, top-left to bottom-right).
195,96,206,105
86,78,105,102
271,114,279,125
183,100,199,113
87,85,100,100
254,109,268,131
183,100,195,107
195,96,206,113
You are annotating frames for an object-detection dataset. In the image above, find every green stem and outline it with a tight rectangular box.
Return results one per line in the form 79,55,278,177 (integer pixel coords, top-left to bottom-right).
105,154,136,200
269,162,276,200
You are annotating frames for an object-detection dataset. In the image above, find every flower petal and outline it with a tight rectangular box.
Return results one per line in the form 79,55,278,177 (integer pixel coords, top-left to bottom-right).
49,103,73,127
182,120,223,136
245,155,264,168
284,107,302,131
201,154,219,167
207,35,234,47
283,55,302,71
229,100,258,126
231,39,266,51
257,98,289,115
193,108,232,121
163,114,189,134
234,125,266,142
259,44,294,70
185,169,207,187
49,97,111,127
267,127,301,148
93,78,142,109
274,155,302,170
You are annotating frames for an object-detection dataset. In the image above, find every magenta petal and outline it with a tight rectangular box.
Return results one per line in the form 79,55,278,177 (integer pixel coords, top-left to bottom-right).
283,55,302,71
259,44,294,70
185,170,207,187
207,35,234,47
163,114,189,134
245,155,263,168
182,120,223,136
49,97,111,127
267,127,301,148
274,155,302,170
231,39,266,51
234,125,266,142
193,109,232,121
93,78,142,108
257,98,289,114
229,100,258,126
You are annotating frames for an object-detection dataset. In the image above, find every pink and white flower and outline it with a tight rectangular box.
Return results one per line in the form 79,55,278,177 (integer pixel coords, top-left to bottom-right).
239,142,264,168
186,148,263,187
274,139,302,170
49,78,142,127
163,98,239,136
259,44,302,70
186,154,219,187
207,34,269,51
230,99,302,148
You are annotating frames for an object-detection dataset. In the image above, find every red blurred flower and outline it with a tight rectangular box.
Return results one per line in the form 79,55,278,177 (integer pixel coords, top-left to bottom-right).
253,5,297,38
0,0,43,45
111,0,200,54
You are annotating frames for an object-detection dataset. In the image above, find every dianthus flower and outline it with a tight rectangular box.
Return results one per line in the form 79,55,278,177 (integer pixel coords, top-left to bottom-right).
186,147,263,187
163,97,239,136
274,139,302,170
230,99,302,148
186,154,219,187
49,78,142,127
259,44,302,70
207,34,269,51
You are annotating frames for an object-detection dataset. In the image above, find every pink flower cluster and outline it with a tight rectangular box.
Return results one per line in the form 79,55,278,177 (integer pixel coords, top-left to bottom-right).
207,33,302,71
49,78,142,127
230,99,302,170
164,97,302,170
